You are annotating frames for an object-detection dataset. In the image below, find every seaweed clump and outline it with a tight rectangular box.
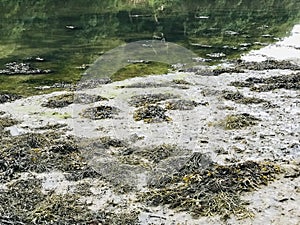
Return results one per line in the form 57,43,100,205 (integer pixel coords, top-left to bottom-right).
0,132,99,182
133,104,171,123
120,144,181,165
230,73,300,92
235,60,300,70
129,93,179,107
0,178,139,224
139,156,281,220
222,90,268,104
184,67,243,76
81,105,120,120
217,113,261,129
0,116,19,130
165,99,208,110
42,93,107,108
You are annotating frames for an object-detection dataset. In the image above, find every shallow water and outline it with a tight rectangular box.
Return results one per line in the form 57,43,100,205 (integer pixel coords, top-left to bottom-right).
0,0,300,94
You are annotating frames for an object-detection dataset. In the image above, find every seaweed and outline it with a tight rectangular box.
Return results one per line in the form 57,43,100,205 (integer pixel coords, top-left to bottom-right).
165,99,208,110
138,159,281,220
117,80,191,89
216,113,261,129
129,93,179,107
235,60,300,70
0,178,45,224
172,79,192,85
190,67,244,76
81,105,120,120
222,90,268,104
99,136,127,148
42,93,107,108
230,73,300,92
0,116,19,130
133,104,172,123
42,93,74,108
0,132,100,182
128,144,182,164
0,178,139,224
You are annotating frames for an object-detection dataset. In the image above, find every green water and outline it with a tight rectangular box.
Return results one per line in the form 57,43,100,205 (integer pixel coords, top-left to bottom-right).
0,0,300,95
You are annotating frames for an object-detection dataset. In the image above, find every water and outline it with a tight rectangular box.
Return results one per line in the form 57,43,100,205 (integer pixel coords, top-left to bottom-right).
0,0,299,95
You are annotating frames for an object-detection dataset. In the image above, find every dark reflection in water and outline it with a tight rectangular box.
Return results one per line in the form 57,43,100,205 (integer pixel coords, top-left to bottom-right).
0,0,299,94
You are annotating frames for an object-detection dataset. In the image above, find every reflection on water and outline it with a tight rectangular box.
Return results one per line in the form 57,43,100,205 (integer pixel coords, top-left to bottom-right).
0,0,299,94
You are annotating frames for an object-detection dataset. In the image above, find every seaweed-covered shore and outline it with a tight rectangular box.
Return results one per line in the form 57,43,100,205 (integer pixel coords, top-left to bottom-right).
0,27,300,224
